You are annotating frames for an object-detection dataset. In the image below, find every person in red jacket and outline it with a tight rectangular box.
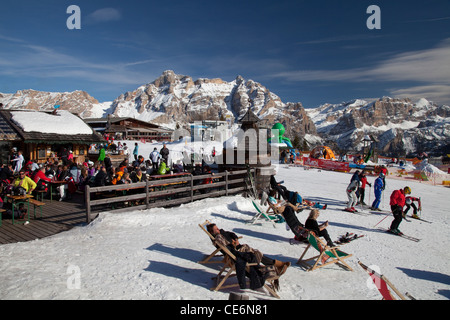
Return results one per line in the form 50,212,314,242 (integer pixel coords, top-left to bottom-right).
358,171,371,205
405,196,421,219
389,186,411,235
33,166,52,192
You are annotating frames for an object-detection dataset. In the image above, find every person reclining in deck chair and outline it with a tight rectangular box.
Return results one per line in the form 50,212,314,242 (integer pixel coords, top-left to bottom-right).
270,175,288,200
207,223,290,289
285,190,327,210
305,209,334,247
267,190,308,242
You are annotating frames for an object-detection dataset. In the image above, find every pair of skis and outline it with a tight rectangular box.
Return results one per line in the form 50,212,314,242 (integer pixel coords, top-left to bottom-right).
407,215,432,224
245,166,257,199
336,232,364,244
378,227,421,242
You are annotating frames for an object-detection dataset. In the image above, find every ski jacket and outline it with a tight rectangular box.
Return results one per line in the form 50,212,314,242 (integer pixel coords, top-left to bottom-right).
98,148,106,162
13,176,37,193
360,176,371,189
347,179,359,192
150,151,160,163
406,196,421,207
33,170,51,184
373,177,384,191
160,147,169,160
390,189,406,207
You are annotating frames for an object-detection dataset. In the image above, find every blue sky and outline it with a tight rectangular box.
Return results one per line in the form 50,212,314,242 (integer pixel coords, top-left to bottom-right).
0,0,449,108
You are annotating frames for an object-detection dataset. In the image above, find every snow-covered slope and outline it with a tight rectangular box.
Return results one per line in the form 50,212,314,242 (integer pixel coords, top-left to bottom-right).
0,166,448,300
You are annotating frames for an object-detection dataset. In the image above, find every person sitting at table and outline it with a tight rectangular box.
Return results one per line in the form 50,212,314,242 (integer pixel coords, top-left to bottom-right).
93,166,110,187
45,163,56,178
157,161,168,175
13,169,37,194
33,166,52,196
130,168,146,183
111,167,124,185
56,165,72,201
0,163,14,183
87,161,96,177
120,172,132,184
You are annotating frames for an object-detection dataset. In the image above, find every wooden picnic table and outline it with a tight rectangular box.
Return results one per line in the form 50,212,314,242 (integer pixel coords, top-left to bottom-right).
6,194,33,225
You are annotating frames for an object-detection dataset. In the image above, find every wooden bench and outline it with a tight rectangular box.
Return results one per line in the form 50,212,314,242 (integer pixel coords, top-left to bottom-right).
29,199,45,219
35,189,47,201
0,208,5,226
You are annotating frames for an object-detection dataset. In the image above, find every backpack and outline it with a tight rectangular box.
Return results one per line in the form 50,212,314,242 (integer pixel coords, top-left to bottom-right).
11,186,27,196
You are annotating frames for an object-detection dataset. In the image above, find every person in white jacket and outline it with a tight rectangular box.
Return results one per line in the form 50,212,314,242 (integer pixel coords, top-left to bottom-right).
149,148,161,171
345,179,360,212
11,150,24,174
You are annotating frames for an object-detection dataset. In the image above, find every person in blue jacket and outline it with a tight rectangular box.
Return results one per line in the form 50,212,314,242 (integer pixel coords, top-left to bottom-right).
133,143,139,161
370,173,385,211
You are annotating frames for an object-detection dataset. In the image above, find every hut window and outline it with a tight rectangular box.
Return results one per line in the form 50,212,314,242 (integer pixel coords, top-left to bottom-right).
38,148,46,159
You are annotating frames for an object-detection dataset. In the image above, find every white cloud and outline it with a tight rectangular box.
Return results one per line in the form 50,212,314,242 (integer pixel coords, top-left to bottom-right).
389,85,450,105
86,8,122,24
0,40,152,87
268,38,450,104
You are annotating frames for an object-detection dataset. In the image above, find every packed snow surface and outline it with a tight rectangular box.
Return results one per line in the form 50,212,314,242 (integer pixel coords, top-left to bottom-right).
0,166,449,300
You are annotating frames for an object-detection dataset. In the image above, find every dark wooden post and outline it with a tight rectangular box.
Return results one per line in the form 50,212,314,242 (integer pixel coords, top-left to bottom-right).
85,185,91,224
225,171,229,196
145,178,149,209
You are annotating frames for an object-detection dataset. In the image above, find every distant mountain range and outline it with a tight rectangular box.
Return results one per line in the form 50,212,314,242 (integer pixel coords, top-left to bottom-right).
1,70,449,157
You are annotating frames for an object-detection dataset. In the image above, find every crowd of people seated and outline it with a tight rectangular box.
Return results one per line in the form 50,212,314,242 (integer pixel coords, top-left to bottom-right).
0,144,217,208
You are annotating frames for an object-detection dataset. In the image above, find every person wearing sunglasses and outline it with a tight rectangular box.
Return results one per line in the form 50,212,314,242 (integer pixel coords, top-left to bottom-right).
13,170,37,194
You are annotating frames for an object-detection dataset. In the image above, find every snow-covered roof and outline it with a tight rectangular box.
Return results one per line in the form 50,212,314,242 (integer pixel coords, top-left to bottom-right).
11,110,93,135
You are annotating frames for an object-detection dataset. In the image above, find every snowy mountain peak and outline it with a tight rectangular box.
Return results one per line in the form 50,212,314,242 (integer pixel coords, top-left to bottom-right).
108,70,314,135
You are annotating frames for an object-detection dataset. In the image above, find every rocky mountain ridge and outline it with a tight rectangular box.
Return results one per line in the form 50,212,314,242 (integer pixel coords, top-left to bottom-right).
1,70,449,156
307,97,450,156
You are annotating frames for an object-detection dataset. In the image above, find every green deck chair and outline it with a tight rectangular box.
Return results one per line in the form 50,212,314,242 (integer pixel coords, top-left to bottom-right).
249,199,278,228
297,231,353,272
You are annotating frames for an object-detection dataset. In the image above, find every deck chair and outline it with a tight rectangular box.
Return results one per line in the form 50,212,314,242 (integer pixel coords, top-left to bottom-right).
265,196,309,217
249,199,278,228
198,220,245,265
297,231,353,272
198,220,227,265
358,261,415,300
198,220,281,299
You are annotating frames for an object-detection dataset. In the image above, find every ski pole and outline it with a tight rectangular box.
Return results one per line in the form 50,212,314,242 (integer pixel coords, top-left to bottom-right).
373,213,390,228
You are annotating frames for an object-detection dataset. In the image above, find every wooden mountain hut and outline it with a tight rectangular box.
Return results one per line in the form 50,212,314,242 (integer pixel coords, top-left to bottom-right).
0,110,105,165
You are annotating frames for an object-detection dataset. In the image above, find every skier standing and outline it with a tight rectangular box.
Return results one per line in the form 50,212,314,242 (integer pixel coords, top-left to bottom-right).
345,179,359,212
370,173,384,211
389,186,411,235
358,171,371,205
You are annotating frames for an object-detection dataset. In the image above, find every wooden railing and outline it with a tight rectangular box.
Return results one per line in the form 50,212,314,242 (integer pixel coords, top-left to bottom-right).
85,169,254,223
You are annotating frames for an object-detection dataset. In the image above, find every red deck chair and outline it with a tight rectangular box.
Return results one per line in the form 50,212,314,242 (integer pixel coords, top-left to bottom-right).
358,261,415,300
